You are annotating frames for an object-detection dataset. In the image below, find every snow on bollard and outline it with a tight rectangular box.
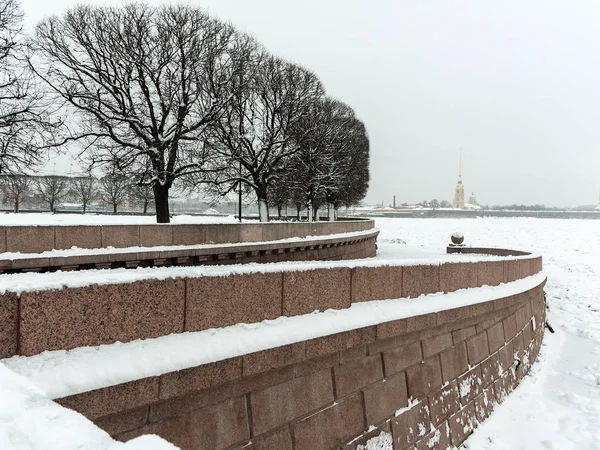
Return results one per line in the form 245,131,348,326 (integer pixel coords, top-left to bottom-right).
451,232,465,246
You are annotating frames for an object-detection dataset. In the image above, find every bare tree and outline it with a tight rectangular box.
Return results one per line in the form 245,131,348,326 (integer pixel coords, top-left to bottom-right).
203,56,324,222
0,0,64,176
71,176,96,213
31,4,251,222
36,175,68,211
99,169,129,213
0,173,31,211
128,182,153,214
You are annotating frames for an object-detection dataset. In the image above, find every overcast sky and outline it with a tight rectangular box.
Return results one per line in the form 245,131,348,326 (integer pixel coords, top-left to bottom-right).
21,0,600,207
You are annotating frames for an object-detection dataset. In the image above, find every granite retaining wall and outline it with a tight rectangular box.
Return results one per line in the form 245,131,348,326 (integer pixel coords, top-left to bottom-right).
56,275,547,450
0,220,375,254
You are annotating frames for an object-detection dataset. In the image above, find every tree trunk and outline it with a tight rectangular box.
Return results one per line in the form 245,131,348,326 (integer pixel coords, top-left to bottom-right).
314,206,319,221
153,184,170,223
14,198,18,213
82,202,87,214
328,203,335,221
277,204,282,219
258,199,269,222
113,203,117,213
307,204,313,222
143,200,148,214
296,204,301,221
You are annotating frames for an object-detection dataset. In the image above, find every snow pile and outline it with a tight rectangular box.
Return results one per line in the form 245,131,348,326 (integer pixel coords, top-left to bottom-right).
356,430,393,450
0,364,177,450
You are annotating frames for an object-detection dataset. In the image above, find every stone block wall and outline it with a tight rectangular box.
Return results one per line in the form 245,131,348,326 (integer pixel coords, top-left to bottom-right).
0,255,542,358
54,278,546,450
0,220,375,254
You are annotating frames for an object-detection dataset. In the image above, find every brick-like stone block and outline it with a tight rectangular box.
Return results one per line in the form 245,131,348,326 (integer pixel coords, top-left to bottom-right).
486,321,505,352
376,319,408,340
94,407,149,436
294,352,340,379
451,325,476,344
342,422,391,450
57,377,159,419
246,426,292,450
415,420,451,450
134,396,249,450
0,292,17,358
422,333,452,358
0,226,6,253
448,401,476,447
172,225,208,245
402,264,440,298
466,332,489,365
139,225,173,247
351,265,402,303
406,357,442,398
293,393,363,450
19,279,186,355
497,342,514,374
186,273,282,332
428,381,460,426
159,358,242,400
515,305,529,331
383,341,422,376
439,342,468,382
503,314,518,340
436,301,494,326
476,261,505,287
239,224,263,242
391,400,431,449
530,256,543,275
243,342,305,377
363,373,408,426
149,382,233,423
480,353,500,387
503,259,521,283
55,226,102,250
457,366,483,405
439,262,478,293
234,365,296,397
283,268,351,316
204,224,240,244
334,353,383,398
101,225,140,248
305,327,375,359
251,369,333,435
474,386,496,422
493,369,516,402
407,313,437,333
6,226,55,253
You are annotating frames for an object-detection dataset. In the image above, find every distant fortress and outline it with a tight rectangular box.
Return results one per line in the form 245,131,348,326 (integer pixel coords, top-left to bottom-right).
453,151,478,209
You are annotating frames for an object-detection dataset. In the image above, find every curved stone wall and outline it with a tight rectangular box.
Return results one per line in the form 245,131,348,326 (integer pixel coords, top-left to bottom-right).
0,252,541,358
53,272,546,450
0,249,546,449
0,220,375,254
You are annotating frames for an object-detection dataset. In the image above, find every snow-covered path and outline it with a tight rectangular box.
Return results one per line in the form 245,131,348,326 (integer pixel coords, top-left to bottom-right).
375,217,600,449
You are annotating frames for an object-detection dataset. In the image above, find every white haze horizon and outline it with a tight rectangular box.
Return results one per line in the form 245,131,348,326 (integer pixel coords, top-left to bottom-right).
20,0,600,209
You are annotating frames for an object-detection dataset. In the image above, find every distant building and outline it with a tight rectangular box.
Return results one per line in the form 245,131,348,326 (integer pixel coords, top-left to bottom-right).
452,152,465,209
468,192,478,205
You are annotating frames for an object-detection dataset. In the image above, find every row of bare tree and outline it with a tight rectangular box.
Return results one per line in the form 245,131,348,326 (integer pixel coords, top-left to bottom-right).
1,0,370,222
0,174,153,213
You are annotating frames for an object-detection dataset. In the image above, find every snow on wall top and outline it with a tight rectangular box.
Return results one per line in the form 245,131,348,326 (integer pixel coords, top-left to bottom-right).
3,273,546,399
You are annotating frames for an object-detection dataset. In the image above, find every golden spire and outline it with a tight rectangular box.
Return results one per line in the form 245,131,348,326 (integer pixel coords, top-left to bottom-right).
459,149,462,178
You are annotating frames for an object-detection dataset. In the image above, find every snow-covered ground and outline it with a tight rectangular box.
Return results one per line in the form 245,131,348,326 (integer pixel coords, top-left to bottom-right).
371,217,600,450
